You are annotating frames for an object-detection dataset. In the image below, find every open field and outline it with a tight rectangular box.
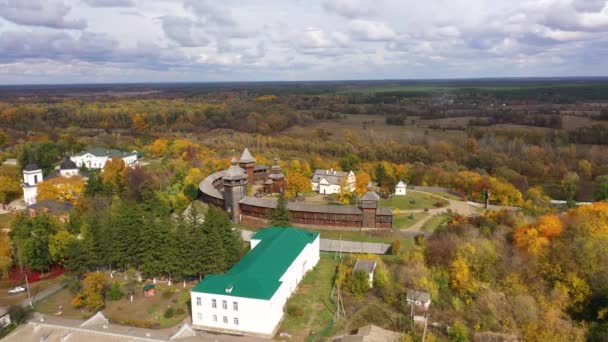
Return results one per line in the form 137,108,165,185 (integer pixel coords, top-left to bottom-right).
278,253,338,341
421,213,452,232
0,213,13,230
393,213,427,229
380,192,448,211
0,274,66,307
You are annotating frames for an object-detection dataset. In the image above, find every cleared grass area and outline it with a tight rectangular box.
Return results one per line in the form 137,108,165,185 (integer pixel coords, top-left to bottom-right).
278,253,338,341
393,213,427,229
380,192,448,210
421,213,451,232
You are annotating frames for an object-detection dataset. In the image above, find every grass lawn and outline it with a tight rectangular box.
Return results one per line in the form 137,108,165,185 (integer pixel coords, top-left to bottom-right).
36,275,190,329
393,213,427,229
0,274,66,307
278,253,338,341
380,192,448,210
421,213,451,232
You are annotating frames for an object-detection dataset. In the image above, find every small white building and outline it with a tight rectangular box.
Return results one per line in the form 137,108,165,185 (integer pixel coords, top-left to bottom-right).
395,181,407,196
353,259,377,288
311,169,356,195
406,289,431,310
191,227,320,337
70,148,138,169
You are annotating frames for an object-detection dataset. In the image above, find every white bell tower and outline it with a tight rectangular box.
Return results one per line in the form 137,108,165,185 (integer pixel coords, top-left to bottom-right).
22,163,43,205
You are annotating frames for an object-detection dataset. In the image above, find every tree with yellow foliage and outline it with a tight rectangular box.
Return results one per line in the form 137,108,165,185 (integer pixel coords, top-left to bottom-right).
132,112,148,132
535,214,563,238
37,175,86,204
149,138,169,157
449,243,479,296
286,171,311,198
101,158,126,194
355,171,371,195
0,231,12,279
513,225,549,255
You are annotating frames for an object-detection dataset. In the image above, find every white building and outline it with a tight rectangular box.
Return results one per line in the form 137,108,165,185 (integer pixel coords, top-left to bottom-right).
70,148,138,169
22,163,43,205
191,227,320,337
311,169,356,195
22,158,82,206
395,181,407,196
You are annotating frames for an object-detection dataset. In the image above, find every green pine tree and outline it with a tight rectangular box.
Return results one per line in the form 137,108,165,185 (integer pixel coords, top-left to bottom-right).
270,193,291,227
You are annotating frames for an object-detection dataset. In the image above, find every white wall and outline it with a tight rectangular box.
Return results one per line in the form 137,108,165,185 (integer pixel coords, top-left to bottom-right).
191,235,320,336
60,169,79,177
395,186,406,196
319,184,341,195
23,186,38,205
71,154,137,169
23,170,43,186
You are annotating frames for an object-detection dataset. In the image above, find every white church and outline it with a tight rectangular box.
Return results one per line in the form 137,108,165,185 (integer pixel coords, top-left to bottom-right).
22,158,81,205
22,148,139,205
310,169,356,195
191,227,320,337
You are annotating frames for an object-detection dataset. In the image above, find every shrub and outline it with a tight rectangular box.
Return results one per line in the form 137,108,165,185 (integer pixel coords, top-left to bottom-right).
8,306,29,324
414,234,426,246
408,213,415,219
287,304,304,317
177,291,190,304
391,240,402,255
448,320,469,342
107,282,123,301
162,289,174,299
434,201,445,208
175,307,185,316
348,270,371,298
164,307,175,319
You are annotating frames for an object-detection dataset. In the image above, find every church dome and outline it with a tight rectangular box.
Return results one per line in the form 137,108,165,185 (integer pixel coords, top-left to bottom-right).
60,158,78,170
24,163,40,171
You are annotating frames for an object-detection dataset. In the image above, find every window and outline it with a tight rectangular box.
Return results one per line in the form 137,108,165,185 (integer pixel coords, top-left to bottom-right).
223,316,228,324
196,297,201,306
197,313,202,320
234,317,239,325
222,300,227,309
233,301,238,311
212,299,217,308
213,315,217,322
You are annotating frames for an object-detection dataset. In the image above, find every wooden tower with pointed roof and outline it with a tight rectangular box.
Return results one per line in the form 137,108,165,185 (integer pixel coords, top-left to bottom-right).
238,148,255,185
360,185,380,228
223,157,248,222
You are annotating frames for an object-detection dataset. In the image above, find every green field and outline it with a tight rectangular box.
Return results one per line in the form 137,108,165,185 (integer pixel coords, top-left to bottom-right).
279,253,338,340
393,213,427,229
380,192,448,210
421,213,451,232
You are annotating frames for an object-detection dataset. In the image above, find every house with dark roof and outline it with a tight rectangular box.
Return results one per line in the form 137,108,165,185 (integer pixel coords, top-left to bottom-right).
70,148,139,169
191,227,320,336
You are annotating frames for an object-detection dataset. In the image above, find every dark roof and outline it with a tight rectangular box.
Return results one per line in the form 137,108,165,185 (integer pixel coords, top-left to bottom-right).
239,196,364,215
223,161,247,181
406,289,431,303
312,169,350,186
361,191,380,202
24,163,40,171
192,227,319,300
28,200,74,214
353,260,377,274
376,208,393,216
199,171,225,200
253,164,268,171
60,158,78,170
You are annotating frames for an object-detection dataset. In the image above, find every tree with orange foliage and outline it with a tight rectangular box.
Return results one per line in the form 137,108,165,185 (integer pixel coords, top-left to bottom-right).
535,214,563,238
513,225,549,255
355,171,371,195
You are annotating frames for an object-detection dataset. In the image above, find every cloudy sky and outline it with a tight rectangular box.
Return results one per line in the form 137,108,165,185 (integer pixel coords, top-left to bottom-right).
0,0,607,84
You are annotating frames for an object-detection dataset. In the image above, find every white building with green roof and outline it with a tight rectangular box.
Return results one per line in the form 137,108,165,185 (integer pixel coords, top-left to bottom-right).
70,148,139,169
191,227,320,337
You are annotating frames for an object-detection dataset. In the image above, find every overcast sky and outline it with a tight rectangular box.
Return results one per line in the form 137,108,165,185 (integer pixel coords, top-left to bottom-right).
0,0,607,84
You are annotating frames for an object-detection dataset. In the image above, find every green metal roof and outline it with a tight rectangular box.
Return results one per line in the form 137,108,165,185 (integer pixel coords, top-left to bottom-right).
74,148,138,158
192,227,319,300
143,284,155,291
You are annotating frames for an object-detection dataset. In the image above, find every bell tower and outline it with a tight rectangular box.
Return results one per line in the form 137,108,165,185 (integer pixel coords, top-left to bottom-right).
22,163,43,205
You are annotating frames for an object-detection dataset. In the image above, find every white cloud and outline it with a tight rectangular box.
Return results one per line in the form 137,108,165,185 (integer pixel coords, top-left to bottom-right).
323,0,377,19
0,0,86,29
349,19,396,41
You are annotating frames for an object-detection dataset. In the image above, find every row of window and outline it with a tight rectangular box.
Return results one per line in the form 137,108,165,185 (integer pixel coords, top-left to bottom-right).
195,297,238,311
195,313,239,326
